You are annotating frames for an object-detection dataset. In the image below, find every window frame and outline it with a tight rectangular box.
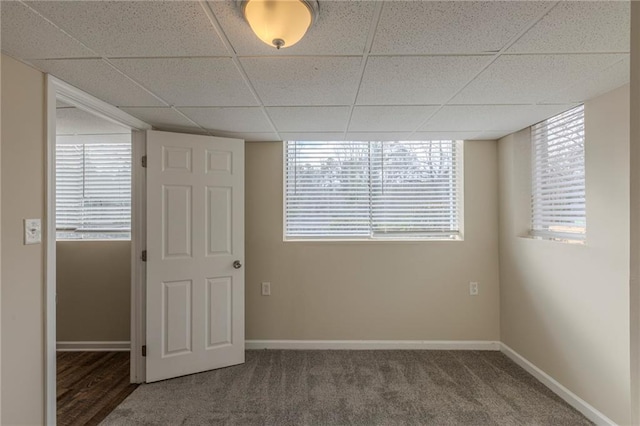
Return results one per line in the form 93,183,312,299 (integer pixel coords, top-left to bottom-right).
529,104,586,243
282,140,464,243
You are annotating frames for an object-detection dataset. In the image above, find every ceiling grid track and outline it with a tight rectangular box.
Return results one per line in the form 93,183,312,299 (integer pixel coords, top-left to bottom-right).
4,0,629,141
199,0,282,141
17,0,163,104
167,105,217,136
18,0,212,136
342,1,385,140
406,0,563,140
501,51,630,56
92,55,212,135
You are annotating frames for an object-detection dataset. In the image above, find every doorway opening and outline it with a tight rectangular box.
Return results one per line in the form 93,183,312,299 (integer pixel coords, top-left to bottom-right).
46,75,246,424
46,75,150,425
54,98,136,424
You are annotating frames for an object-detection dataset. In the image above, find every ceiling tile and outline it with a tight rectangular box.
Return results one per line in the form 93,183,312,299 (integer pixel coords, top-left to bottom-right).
372,1,550,54
1,2,95,59
280,132,346,141
209,1,375,55
26,1,228,57
413,131,484,141
240,57,362,106
178,107,274,133
509,1,630,54
478,131,513,140
421,104,577,133
118,107,197,129
210,131,280,142
267,107,350,132
349,106,439,132
345,132,414,141
451,54,626,105
356,56,492,105
29,59,165,107
56,107,130,135
542,57,630,104
110,58,258,107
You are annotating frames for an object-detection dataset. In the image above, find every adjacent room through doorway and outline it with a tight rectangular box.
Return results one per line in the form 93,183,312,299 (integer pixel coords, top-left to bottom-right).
54,98,137,425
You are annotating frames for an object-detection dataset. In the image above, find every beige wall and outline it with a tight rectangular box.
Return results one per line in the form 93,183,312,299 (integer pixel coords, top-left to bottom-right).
0,45,4,422
245,140,500,341
57,241,130,342
498,85,631,424
630,3,640,423
1,54,45,425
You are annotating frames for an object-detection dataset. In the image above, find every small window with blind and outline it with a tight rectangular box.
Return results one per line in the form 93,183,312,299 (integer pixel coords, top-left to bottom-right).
284,140,463,241
531,105,586,241
56,142,132,240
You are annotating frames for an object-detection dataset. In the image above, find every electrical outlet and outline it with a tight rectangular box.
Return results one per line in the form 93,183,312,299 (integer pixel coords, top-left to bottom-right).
261,282,271,296
24,218,42,245
469,282,479,296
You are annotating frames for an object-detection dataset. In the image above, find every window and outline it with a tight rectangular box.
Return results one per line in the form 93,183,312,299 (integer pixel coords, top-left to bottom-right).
285,140,462,240
56,142,132,240
531,105,586,240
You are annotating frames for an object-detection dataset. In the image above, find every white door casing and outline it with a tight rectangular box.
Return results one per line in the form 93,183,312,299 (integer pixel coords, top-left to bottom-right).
146,130,244,382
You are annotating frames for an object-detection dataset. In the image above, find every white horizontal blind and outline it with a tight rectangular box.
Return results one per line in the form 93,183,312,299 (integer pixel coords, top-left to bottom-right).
286,141,371,237
56,142,131,239
531,104,586,240
285,141,461,240
371,141,459,237
56,144,83,233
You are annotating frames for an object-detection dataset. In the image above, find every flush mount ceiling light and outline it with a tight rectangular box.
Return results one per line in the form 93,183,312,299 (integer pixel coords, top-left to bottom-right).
238,0,319,50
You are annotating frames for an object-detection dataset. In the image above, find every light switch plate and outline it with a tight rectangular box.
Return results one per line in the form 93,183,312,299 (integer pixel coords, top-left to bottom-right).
261,282,271,296
24,218,42,245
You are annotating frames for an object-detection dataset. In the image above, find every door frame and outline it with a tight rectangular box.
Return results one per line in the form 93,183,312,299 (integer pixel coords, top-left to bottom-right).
45,75,151,425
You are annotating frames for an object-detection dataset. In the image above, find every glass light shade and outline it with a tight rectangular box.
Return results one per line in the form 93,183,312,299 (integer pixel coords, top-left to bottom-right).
243,0,314,49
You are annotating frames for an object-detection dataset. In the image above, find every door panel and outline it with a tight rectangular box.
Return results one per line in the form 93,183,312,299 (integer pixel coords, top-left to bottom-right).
163,280,192,356
206,186,232,256
163,185,192,258
207,277,232,348
146,130,244,383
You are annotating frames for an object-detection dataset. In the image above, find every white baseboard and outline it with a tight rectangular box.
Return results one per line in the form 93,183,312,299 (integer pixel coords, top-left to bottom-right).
500,343,615,426
57,341,131,352
245,340,501,351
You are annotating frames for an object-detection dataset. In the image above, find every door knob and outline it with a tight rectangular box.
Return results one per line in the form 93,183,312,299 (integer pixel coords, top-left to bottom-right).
233,260,242,269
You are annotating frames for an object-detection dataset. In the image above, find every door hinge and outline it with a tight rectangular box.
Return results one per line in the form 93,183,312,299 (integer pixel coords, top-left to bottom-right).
141,155,147,168
142,345,147,357
141,250,147,262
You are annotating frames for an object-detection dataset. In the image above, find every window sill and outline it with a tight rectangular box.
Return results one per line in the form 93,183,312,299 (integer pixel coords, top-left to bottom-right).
283,237,464,243
520,234,586,245
56,238,132,242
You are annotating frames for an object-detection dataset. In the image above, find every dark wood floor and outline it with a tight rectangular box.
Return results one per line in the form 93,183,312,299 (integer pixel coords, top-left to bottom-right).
57,351,138,426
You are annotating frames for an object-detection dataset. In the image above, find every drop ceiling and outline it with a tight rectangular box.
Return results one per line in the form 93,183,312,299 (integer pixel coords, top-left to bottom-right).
1,1,630,141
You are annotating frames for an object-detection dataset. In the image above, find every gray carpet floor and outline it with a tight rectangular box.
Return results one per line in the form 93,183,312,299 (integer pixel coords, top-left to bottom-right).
101,350,591,425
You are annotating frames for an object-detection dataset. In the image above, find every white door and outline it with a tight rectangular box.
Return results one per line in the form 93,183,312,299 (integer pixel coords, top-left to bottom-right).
146,130,244,382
